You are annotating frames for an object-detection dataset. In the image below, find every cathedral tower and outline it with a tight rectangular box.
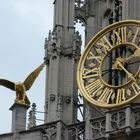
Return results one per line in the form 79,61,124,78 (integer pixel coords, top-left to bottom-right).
44,0,81,124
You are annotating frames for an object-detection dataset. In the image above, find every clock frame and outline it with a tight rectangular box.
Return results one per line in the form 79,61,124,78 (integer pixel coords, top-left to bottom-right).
77,20,140,108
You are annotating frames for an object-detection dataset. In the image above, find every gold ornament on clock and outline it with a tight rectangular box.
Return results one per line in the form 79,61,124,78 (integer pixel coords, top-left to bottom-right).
77,20,140,108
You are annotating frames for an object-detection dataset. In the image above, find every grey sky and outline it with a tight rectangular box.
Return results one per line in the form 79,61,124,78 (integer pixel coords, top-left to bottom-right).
0,0,53,133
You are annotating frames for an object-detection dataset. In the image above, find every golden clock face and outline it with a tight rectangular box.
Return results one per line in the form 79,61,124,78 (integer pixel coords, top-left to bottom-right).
77,20,140,108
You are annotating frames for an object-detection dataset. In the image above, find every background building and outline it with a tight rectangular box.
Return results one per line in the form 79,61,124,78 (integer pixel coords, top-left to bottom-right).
1,0,140,140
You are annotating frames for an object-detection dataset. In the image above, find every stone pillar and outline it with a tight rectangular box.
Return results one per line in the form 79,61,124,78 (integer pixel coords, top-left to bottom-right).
85,104,92,140
105,111,111,140
9,103,30,133
125,106,132,136
56,121,62,140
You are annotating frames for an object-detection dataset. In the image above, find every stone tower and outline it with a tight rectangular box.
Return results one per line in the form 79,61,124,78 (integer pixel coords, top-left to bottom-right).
44,0,81,124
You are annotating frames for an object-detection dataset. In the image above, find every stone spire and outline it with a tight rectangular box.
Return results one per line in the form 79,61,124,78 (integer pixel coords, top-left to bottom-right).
44,0,81,124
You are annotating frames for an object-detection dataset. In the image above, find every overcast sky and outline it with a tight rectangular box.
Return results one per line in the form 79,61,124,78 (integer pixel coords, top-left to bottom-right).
0,0,53,134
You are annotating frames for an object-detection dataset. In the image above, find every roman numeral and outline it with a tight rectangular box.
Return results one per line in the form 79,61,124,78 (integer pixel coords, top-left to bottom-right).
132,27,140,43
131,81,140,95
87,51,102,63
97,87,113,104
116,88,126,103
85,79,104,97
114,27,127,44
97,36,113,53
82,67,99,79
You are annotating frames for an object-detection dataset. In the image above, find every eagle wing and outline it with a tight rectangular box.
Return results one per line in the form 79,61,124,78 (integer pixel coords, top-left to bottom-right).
23,63,45,91
0,79,15,91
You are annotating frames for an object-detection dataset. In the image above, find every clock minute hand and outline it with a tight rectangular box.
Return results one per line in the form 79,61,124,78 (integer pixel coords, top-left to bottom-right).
116,60,136,82
121,48,140,63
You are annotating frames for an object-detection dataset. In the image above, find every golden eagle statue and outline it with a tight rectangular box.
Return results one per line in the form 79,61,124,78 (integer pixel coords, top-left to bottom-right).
0,63,45,105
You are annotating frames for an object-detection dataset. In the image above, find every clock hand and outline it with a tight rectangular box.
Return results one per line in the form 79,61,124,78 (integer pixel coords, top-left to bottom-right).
113,58,136,82
112,57,124,71
120,48,140,63
112,47,140,70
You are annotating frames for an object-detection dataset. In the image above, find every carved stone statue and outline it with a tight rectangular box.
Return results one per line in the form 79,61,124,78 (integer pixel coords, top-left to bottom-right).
0,63,45,105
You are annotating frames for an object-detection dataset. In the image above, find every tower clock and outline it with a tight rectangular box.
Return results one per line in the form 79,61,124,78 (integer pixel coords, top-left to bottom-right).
77,20,140,108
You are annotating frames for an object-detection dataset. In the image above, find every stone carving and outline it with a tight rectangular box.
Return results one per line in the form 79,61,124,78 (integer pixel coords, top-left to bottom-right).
91,118,105,139
111,111,125,130
28,103,36,129
65,96,71,104
0,63,45,105
42,121,67,140
75,0,87,26
43,125,57,140
134,112,140,128
72,31,81,60
57,96,63,119
75,0,84,8
44,28,62,61
50,94,56,101
68,123,85,140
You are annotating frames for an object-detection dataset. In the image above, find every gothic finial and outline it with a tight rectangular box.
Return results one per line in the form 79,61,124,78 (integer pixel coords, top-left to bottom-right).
28,103,37,129
48,30,52,41
44,37,48,49
52,28,57,41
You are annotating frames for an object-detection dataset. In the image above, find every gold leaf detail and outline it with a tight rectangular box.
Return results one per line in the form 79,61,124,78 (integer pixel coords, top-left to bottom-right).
88,78,95,83
96,90,102,96
88,63,96,68
96,48,102,54
128,30,132,38
111,93,115,101
126,89,131,96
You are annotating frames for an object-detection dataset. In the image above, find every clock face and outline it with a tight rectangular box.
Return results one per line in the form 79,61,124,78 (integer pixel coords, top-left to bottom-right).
77,20,140,108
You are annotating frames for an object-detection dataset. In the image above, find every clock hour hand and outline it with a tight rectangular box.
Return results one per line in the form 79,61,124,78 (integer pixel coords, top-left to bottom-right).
112,58,136,82
112,57,124,71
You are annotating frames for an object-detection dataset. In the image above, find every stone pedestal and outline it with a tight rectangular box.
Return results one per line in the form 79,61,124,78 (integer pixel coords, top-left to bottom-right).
9,102,30,133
